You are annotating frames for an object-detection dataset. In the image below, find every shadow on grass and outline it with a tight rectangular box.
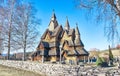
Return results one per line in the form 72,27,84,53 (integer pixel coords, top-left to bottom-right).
0,64,44,76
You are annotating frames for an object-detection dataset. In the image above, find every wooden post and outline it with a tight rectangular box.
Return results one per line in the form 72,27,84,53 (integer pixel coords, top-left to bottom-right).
84,56,86,63
88,56,90,64
42,55,44,63
60,48,61,64
91,57,93,63
59,45,62,64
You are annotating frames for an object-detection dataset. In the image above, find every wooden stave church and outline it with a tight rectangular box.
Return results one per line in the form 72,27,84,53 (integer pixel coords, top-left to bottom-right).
31,12,89,64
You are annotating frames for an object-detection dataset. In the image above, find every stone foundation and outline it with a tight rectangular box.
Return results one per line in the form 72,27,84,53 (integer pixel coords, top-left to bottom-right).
0,60,80,76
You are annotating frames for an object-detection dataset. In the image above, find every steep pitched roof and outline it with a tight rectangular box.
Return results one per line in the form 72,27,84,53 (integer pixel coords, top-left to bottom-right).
74,25,84,46
52,25,62,37
67,50,78,56
68,40,74,46
41,29,49,39
75,25,80,35
68,29,74,36
75,39,84,46
76,48,89,56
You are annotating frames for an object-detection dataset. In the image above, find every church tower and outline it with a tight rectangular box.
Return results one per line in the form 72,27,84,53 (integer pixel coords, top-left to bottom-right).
64,17,70,30
75,24,84,46
31,12,89,64
48,11,58,31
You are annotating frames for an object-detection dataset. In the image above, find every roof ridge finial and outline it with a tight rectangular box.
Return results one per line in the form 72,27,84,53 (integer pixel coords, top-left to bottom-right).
76,22,78,27
66,16,68,19
53,9,55,13
66,16,69,22
65,16,70,30
51,9,56,20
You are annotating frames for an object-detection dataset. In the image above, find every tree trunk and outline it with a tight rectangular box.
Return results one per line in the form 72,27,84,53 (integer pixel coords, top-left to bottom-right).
23,38,27,61
7,0,14,60
23,26,27,61
7,22,12,60
23,47,26,61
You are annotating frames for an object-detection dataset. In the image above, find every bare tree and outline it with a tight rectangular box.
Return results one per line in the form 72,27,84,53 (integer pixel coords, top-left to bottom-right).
0,0,5,54
0,25,3,54
75,0,120,45
0,23,4,54
0,0,40,60
0,0,23,59
13,2,40,61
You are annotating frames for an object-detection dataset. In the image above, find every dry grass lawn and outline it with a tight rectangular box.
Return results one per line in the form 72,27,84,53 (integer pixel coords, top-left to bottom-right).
0,64,43,76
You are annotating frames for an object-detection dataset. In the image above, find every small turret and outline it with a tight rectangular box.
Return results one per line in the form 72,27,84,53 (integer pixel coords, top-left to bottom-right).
64,17,70,30
75,23,84,46
51,11,56,21
75,23,80,36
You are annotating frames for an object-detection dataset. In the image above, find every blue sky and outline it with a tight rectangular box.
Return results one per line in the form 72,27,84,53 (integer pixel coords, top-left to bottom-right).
30,0,110,51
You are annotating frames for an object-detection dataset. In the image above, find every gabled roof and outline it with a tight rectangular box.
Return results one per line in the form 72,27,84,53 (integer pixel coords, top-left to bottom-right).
41,25,62,39
61,30,68,38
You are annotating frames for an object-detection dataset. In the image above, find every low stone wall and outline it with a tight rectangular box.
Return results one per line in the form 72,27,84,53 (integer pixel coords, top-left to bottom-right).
0,60,80,76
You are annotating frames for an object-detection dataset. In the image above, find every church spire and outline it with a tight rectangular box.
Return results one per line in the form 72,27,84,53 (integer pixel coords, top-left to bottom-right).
64,17,70,30
51,10,56,21
75,23,80,35
48,10,58,31
75,23,84,46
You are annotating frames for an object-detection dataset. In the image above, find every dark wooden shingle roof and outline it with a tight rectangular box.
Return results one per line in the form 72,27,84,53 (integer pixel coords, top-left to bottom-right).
76,48,89,56
75,39,84,46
